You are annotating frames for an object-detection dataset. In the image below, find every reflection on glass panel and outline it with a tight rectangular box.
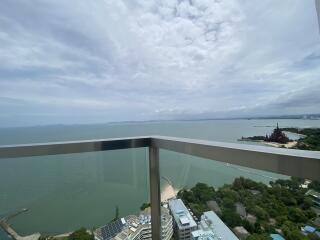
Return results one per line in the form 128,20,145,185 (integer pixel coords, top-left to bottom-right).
160,150,288,190
160,150,318,240
0,148,148,239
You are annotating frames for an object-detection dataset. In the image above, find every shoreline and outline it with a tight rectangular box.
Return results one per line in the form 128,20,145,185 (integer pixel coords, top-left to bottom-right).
161,184,178,202
239,134,300,149
239,139,298,149
262,141,297,149
0,209,40,240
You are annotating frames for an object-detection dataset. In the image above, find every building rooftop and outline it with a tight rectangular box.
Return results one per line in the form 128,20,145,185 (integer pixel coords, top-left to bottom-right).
192,229,216,240
270,233,285,240
306,189,320,205
201,211,239,240
245,214,257,224
113,207,172,240
206,200,221,214
168,199,197,229
233,226,250,239
235,202,246,218
191,211,240,240
95,218,126,240
303,225,316,233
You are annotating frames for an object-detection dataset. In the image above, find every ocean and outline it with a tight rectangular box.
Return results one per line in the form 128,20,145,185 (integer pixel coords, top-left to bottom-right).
0,119,319,236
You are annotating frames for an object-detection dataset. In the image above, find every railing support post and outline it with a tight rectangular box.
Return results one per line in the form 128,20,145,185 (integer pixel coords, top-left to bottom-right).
149,146,161,240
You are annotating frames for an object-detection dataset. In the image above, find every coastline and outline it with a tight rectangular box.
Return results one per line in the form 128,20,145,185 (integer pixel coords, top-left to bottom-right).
161,184,178,202
0,209,41,240
239,139,298,149
262,141,297,149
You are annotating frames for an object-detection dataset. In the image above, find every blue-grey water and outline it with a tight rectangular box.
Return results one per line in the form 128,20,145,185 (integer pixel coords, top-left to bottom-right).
0,119,319,236
0,229,11,240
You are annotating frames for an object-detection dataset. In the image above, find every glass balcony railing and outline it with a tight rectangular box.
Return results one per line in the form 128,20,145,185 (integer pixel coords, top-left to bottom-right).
0,136,319,240
0,149,149,237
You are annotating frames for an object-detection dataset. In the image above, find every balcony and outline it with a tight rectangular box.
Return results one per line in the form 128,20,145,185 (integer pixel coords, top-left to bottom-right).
0,136,319,240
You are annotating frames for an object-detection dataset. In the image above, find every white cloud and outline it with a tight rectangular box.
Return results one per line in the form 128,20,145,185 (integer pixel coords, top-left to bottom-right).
0,0,319,126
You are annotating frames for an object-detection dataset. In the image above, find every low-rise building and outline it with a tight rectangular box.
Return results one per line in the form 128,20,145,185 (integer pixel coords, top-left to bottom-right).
249,190,260,195
300,180,311,189
245,214,257,224
233,226,250,240
168,199,197,240
206,200,221,215
306,189,320,208
269,218,276,226
192,211,239,240
270,233,285,240
235,202,246,218
302,225,316,236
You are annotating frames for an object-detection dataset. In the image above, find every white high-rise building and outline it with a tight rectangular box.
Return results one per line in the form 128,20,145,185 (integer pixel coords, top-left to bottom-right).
112,207,173,240
168,199,197,240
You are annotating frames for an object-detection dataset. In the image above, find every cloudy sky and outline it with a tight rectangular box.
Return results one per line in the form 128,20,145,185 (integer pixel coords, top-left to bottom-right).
0,0,319,127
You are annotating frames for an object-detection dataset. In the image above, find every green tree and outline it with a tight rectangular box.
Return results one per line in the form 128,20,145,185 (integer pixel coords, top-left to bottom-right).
178,177,317,240
219,187,239,202
288,208,307,223
275,215,287,226
253,206,269,220
304,209,316,219
282,221,308,240
309,180,320,192
191,183,215,202
222,197,235,210
254,222,263,234
178,189,196,203
247,234,272,240
189,203,208,218
242,219,255,233
308,233,320,240
68,228,94,240
286,231,308,240
140,202,151,211
221,209,242,228
301,197,313,210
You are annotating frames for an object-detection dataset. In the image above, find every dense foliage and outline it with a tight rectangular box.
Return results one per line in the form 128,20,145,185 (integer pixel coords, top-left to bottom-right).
68,228,94,240
308,181,320,192
140,202,151,210
281,128,320,151
177,177,319,240
247,233,272,240
241,126,320,151
40,228,94,240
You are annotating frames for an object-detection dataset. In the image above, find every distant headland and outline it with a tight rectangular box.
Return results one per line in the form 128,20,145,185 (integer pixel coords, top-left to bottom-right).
239,124,320,151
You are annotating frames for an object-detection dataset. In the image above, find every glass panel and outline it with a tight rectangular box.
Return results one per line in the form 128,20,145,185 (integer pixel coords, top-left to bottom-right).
160,150,318,240
0,148,148,239
159,150,287,191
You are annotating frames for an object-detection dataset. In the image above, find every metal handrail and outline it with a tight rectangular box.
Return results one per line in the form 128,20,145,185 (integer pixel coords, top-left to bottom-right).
0,136,320,240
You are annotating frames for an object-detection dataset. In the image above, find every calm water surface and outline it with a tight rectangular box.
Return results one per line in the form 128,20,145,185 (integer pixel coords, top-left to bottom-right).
0,119,319,235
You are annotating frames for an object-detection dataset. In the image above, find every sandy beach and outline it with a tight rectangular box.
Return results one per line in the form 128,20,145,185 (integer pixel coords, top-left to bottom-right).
161,184,178,202
263,141,297,149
